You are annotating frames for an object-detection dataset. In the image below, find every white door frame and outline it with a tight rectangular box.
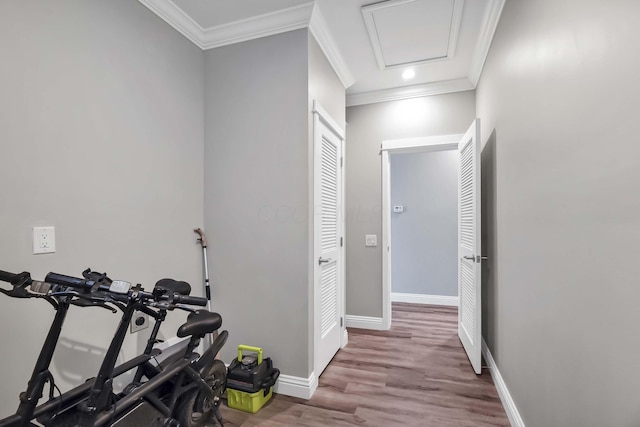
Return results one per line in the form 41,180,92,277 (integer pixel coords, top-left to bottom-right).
381,134,463,329
312,101,347,379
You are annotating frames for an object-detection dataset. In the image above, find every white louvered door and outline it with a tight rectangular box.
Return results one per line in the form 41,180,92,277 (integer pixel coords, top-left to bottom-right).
314,106,343,377
458,119,482,374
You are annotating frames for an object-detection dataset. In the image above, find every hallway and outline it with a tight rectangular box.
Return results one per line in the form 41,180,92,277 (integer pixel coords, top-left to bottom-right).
221,303,509,426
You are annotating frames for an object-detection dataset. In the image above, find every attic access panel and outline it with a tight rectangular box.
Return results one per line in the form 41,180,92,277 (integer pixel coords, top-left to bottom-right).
362,0,464,70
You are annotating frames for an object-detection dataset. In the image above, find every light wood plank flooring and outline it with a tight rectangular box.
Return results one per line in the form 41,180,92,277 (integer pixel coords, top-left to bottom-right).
219,303,509,426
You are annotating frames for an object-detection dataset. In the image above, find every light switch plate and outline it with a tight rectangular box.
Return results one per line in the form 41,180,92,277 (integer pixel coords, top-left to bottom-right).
33,227,55,254
365,234,377,247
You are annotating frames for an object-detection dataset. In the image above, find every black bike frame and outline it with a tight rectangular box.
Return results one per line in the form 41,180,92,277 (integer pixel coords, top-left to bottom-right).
0,274,225,427
0,299,168,427
0,299,70,427
92,331,228,427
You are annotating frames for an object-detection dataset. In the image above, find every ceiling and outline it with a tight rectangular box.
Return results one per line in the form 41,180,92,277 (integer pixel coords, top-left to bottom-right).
138,0,504,106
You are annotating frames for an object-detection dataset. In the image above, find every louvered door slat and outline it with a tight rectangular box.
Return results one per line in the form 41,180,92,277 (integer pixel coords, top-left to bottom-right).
321,136,338,253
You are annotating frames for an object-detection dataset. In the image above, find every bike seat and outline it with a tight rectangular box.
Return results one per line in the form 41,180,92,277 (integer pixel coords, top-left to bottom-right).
177,310,222,338
154,278,191,296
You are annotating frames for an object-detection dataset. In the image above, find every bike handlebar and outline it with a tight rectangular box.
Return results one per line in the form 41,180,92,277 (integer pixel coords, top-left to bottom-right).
0,270,30,286
0,270,18,283
172,294,207,306
1,268,206,309
45,272,96,292
45,271,206,307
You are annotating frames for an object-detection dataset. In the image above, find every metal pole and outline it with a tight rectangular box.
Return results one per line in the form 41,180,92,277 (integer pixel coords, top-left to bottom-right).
194,228,214,349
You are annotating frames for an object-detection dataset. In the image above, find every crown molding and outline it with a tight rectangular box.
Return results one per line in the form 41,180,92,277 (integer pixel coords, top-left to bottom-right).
200,2,314,50
346,77,474,107
139,0,502,105
349,0,504,106
468,0,506,86
138,0,315,50
138,0,354,87
138,0,205,48
309,4,355,89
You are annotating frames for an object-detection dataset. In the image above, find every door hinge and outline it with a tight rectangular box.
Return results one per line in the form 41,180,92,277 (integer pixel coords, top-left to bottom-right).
340,157,343,167
340,237,343,247
340,317,343,327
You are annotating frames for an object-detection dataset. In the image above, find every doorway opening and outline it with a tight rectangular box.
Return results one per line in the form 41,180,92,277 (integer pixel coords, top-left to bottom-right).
389,149,459,307
381,134,462,329
381,120,482,374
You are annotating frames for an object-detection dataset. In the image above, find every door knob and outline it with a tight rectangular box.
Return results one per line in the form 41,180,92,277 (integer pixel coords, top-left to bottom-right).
318,257,332,265
463,255,488,262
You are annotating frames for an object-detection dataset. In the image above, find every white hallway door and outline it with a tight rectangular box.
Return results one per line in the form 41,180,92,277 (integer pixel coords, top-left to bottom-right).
458,119,482,374
313,103,344,377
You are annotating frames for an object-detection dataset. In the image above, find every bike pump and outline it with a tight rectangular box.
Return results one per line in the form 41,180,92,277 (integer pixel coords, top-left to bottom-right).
194,228,214,349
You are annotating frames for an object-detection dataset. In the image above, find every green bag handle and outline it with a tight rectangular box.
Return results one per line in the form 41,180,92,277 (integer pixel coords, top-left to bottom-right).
237,345,263,365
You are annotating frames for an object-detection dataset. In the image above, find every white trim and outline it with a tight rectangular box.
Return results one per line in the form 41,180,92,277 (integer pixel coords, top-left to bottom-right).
312,101,345,139
345,315,387,330
361,0,465,70
468,0,506,86
447,0,465,60
274,372,318,400
138,0,205,48
382,150,393,331
347,0,505,107
200,3,314,50
139,0,500,105
391,293,459,307
382,134,463,153
309,4,355,89
382,134,461,333
340,136,348,349
137,0,314,50
482,339,526,427
139,1,355,89
346,78,474,107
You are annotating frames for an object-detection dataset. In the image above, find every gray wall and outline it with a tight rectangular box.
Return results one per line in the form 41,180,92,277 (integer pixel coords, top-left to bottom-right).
0,0,204,417
345,92,475,317
309,35,346,129
390,150,458,296
204,30,312,378
477,0,640,425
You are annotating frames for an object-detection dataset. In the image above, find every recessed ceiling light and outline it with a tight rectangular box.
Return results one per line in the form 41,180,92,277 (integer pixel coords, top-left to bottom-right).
402,69,416,80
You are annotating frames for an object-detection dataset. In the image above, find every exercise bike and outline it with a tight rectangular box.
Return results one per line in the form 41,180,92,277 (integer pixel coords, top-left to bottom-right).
0,269,228,427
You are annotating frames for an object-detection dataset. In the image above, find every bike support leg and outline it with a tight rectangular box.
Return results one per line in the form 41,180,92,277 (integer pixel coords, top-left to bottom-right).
15,301,69,426
78,303,137,425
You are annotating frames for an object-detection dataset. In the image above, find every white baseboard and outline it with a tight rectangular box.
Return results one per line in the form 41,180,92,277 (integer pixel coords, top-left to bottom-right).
274,372,318,400
342,328,349,348
482,338,526,427
391,292,459,306
345,315,387,330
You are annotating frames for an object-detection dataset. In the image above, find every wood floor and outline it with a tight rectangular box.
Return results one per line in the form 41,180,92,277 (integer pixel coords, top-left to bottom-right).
219,303,509,426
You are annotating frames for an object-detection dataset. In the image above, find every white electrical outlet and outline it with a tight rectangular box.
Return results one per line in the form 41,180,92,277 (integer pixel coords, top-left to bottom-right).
33,227,56,254
365,234,377,247
131,313,149,333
